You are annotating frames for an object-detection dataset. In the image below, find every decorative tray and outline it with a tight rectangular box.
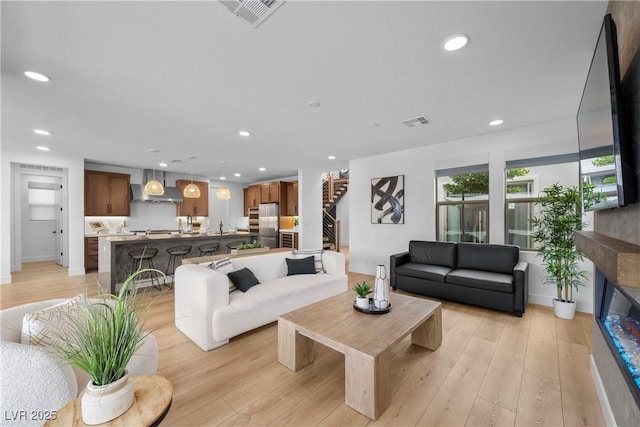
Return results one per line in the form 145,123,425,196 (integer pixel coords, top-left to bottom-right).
353,299,392,315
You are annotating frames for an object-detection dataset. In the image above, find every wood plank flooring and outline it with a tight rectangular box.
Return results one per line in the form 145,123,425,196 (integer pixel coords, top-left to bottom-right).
1,261,604,426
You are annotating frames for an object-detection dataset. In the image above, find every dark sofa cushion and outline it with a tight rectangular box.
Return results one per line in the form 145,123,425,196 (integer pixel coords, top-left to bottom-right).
408,241,456,268
395,262,451,283
446,269,514,293
456,243,519,275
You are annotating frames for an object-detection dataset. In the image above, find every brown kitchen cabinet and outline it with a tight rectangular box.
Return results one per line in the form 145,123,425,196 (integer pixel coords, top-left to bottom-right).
244,185,261,215
85,237,98,271
84,170,130,216
260,182,281,203
286,181,299,216
176,180,209,216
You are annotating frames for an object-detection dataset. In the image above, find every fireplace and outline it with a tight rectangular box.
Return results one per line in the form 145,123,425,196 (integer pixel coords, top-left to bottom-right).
575,231,640,426
594,268,640,406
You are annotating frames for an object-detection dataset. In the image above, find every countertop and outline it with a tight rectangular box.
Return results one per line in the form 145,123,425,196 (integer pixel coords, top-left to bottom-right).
280,229,299,233
85,231,135,237
103,231,256,242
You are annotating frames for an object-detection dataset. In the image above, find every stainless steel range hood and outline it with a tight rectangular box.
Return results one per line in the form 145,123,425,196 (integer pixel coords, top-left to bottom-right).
130,170,184,203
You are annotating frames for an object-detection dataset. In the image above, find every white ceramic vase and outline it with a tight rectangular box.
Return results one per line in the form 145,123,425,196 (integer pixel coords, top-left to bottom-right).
373,265,390,309
81,371,134,425
356,296,370,309
552,299,577,320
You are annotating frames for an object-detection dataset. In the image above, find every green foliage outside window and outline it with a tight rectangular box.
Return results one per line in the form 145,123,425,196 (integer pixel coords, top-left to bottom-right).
591,155,614,167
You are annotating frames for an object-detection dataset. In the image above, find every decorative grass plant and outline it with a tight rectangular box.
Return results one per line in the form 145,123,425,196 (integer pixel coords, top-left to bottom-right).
55,268,161,386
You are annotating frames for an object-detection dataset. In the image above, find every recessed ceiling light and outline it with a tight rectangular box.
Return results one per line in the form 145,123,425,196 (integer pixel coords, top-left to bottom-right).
308,101,321,108
443,34,469,51
158,162,168,167
489,119,504,126
234,173,241,177
220,176,226,180
36,146,50,151
239,130,251,137
258,167,266,172
24,71,50,82
328,155,336,160
33,129,52,136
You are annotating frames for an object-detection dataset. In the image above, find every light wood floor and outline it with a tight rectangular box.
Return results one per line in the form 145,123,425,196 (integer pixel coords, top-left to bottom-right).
1,261,605,426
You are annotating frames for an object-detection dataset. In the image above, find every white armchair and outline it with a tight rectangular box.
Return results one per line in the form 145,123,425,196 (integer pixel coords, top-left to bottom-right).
0,299,158,427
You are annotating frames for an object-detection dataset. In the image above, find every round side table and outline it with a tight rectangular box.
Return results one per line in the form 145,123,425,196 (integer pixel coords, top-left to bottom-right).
45,375,172,427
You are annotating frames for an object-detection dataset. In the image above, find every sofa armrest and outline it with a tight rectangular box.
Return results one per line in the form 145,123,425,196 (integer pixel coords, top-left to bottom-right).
175,264,230,351
513,261,529,315
0,342,77,426
323,251,346,275
390,252,410,289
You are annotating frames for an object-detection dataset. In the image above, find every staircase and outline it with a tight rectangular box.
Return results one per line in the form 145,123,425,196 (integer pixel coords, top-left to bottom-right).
322,170,349,251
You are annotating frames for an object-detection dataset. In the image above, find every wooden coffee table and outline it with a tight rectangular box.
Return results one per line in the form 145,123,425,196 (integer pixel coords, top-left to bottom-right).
278,291,442,420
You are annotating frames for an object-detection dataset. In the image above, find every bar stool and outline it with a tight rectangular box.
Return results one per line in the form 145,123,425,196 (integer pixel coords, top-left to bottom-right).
127,248,161,291
225,241,245,253
198,243,220,257
165,245,192,288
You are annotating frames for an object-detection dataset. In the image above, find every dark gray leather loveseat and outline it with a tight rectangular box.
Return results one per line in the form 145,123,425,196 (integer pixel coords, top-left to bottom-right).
390,241,528,316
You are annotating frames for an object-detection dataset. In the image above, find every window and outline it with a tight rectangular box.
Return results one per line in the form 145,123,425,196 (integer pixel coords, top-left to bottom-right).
505,154,579,250
28,182,58,221
436,165,489,243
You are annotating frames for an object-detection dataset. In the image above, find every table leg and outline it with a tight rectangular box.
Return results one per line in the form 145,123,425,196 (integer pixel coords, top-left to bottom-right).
344,347,392,420
278,317,314,371
411,305,442,350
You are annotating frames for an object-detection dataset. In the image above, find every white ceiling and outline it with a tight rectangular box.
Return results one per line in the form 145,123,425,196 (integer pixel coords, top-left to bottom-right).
1,1,608,183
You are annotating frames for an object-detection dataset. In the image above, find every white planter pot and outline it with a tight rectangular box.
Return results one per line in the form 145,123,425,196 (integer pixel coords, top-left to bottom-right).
81,371,134,425
552,299,577,320
356,297,370,309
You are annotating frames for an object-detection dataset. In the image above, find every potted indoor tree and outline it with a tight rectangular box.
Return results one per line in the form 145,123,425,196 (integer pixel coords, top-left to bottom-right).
54,268,161,424
530,183,591,319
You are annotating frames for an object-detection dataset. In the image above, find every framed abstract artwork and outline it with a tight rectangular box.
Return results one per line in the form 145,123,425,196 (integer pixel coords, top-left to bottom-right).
371,175,404,224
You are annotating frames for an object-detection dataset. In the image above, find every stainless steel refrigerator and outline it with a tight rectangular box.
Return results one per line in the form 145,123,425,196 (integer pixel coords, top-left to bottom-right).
258,203,279,248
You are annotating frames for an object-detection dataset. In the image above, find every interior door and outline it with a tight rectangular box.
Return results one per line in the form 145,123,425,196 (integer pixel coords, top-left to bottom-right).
23,177,62,264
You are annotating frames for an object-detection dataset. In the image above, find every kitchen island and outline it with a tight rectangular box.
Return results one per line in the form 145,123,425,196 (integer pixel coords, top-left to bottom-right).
97,232,259,293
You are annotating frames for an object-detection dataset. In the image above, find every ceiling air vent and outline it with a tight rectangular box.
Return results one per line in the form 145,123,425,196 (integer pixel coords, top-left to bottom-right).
402,116,429,128
219,0,285,28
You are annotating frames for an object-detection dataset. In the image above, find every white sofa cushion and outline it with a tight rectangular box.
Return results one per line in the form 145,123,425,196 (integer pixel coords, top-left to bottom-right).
292,249,325,273
212,273,346,341
20,294,86,349
206,257,236,291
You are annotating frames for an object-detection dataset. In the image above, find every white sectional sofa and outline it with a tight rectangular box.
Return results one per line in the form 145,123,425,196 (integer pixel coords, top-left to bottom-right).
174,250,348,351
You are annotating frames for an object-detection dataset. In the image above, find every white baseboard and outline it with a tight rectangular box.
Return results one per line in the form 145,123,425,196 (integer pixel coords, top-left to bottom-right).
591,355,616,427
0,274,12,284
22,255,56,263
528,292,593,314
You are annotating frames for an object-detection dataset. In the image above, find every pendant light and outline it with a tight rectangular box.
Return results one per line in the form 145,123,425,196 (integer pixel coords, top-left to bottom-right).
217,161,231,200
216,187,231,200
144,167,164,196
183,156,201,198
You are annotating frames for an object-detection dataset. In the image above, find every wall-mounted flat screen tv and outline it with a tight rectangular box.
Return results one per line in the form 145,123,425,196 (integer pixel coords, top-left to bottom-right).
577,14,637,210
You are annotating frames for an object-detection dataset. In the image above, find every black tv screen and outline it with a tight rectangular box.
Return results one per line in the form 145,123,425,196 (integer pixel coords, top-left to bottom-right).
577,14,636,210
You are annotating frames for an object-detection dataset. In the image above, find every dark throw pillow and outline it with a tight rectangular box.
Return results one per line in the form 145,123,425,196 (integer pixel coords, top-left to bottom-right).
227,267,260,292
286,256,317,276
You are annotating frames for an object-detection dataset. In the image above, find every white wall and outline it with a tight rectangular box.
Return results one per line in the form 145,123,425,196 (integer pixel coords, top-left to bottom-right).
209,180,245,232
298,168,324,250
335,189,350,245
2,148,85,283
348,117,595,313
